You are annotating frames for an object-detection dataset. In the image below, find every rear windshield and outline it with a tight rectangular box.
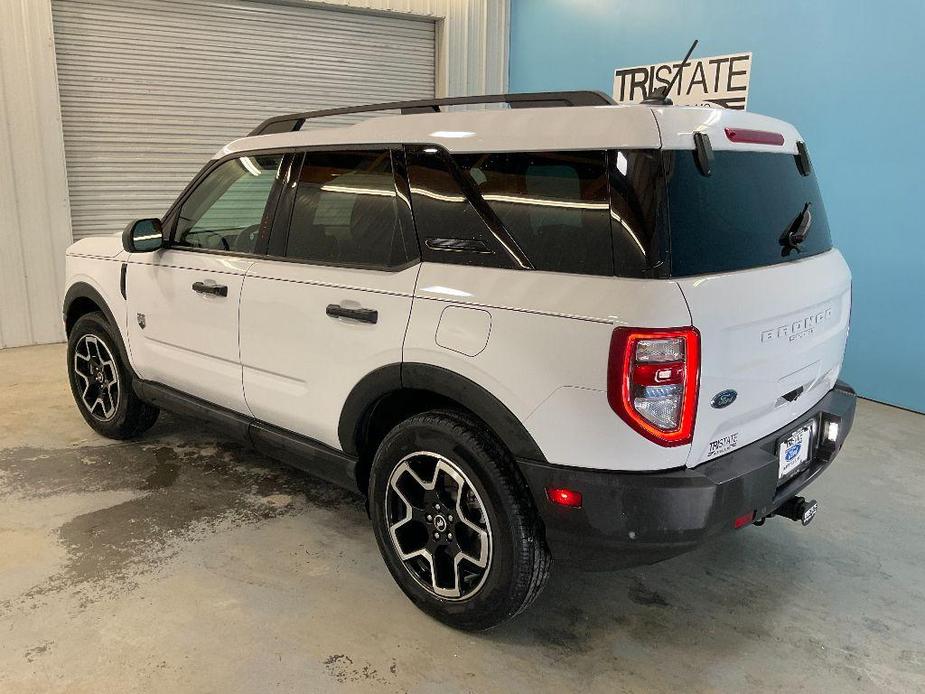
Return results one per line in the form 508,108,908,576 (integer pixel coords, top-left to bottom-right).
664,150,833,276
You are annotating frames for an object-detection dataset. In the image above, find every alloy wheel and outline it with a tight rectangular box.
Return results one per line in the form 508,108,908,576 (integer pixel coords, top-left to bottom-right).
385,452,492,601
73,334,120,421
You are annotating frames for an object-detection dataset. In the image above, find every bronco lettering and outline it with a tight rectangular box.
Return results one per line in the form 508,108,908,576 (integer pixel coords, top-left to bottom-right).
761,307,833,343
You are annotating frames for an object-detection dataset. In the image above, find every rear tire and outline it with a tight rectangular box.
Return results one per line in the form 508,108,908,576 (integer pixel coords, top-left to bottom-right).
369,410,550,631
67,311,159,439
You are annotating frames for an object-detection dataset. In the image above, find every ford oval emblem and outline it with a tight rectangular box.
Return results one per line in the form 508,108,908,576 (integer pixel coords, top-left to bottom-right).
711,389,738,409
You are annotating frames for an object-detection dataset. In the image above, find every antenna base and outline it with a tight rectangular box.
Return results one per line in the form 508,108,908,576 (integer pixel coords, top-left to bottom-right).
642,87,673,106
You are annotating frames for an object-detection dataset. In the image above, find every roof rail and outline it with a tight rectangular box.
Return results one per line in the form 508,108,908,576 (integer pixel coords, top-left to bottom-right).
247,90,615,137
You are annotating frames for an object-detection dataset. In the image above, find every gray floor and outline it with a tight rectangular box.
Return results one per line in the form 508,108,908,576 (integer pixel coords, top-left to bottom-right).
1,343,923,693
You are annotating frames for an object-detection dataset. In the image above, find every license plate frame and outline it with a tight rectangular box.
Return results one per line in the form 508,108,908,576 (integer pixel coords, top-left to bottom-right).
777,419,816,481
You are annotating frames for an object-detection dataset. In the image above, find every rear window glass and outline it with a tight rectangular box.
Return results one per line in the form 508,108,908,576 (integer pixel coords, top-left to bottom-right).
405,145,519,269
664,150,833,276
286,149,413,268
453,151,613,275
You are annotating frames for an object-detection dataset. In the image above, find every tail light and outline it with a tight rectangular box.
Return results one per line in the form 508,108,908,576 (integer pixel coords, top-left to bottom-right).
607,327,700,446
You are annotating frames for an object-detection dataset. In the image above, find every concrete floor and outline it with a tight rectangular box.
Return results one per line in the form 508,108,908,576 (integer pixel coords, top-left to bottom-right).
1,343,923,693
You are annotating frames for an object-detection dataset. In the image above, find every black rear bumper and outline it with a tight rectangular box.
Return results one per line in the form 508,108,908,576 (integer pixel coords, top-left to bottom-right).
518,381,857,570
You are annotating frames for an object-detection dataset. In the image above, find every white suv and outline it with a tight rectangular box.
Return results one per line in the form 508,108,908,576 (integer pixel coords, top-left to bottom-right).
63,91,856,630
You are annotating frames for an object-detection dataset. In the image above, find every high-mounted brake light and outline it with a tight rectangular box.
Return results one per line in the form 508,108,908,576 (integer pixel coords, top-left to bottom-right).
607,327,700,446
724,127,785,146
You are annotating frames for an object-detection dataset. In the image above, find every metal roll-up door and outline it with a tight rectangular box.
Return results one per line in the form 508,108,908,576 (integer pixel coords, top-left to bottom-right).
52,0,436,239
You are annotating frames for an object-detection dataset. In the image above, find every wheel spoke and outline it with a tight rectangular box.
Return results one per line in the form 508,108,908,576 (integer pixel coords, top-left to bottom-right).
100,381,117,418
100,359,117,382
387,515,412,541
87,336,103,362
455,481,490,567
387,463,425,559
412,548,443,596
73,367,90,388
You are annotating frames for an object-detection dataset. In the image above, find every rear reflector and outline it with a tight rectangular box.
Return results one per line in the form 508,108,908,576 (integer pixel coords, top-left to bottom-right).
607,327,700,446
546,487,582,508
724,127,785,146
733,511,756,529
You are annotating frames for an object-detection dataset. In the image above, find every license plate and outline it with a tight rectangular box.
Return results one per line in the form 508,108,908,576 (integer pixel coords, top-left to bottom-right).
778,422,814,480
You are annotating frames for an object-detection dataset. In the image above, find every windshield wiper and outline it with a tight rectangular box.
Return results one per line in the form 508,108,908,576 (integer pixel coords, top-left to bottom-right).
780,202,812,255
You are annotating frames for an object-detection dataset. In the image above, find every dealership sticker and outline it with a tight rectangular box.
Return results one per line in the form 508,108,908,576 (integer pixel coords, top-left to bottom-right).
613,52,751,109
707,432,739,458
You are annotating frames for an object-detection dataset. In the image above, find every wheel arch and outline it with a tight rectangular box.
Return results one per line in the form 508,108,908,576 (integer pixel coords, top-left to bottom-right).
63,282,132,370
340,363,547,493
64,282,115,334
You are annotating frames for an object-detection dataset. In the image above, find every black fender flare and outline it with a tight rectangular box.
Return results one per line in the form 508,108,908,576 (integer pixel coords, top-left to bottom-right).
338,362,547,462
63,282,132,369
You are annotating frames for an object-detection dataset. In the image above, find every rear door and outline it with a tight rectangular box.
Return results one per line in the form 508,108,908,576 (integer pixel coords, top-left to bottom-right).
239,147,419,449
126,152,286,413
663,147,851,467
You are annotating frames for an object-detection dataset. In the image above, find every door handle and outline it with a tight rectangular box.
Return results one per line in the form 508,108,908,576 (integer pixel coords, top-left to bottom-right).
326,304,378,324
192,280,228,297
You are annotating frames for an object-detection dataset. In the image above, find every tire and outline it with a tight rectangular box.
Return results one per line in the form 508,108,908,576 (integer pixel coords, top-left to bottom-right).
369,409,550,631
67,311,159,439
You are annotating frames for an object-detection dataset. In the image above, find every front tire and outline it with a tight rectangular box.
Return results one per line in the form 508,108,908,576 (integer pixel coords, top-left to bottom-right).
369,410,550,631
67,311,159,439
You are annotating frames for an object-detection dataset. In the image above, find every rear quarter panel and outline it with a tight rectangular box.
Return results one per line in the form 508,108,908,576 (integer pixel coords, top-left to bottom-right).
405,264,693,471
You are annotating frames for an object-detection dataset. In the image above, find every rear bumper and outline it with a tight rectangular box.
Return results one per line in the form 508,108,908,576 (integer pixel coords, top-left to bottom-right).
518,381,857,570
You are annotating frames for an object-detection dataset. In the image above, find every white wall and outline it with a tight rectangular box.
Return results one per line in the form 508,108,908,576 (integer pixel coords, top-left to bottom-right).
0,0,72,348
0,0,509,349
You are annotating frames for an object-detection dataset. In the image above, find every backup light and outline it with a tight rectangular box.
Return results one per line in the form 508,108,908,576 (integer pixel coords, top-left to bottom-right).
607,327,700,446
825,420,839,443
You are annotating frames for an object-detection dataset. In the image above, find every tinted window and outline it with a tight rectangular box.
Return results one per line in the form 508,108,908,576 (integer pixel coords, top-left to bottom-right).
609,150,666,277
286,150,412,268
454,151,612,275
665,150,833,276
405,145,521,269
175,154,283,253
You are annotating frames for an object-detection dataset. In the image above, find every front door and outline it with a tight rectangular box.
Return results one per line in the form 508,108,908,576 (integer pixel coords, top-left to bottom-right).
126,152,286,413
240,148,420,449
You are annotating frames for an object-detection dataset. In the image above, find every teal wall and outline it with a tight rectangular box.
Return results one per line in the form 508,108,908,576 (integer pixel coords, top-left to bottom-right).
510,0,925,413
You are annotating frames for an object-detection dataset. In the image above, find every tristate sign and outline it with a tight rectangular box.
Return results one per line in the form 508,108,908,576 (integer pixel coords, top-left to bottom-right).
613,52,751,110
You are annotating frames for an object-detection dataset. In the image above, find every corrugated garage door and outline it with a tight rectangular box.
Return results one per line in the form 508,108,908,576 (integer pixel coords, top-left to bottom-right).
52,0,435,239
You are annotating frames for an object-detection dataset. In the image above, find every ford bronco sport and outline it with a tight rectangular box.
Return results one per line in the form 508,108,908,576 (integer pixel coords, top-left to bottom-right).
63,91,856,630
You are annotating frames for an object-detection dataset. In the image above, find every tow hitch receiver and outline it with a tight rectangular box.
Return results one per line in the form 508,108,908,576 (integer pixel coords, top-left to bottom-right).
774,496,818,526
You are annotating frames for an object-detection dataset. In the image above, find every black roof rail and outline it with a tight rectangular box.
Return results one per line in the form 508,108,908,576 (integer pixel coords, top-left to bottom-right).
247,90,615,137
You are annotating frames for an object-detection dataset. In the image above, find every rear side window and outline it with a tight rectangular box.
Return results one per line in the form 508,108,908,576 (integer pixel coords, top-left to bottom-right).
285,149,414,268
453,151,612,275
405,145,522,269
665,150,833,276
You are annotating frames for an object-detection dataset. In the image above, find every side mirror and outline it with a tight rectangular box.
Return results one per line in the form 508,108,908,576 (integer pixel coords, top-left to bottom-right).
122,218,164,253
